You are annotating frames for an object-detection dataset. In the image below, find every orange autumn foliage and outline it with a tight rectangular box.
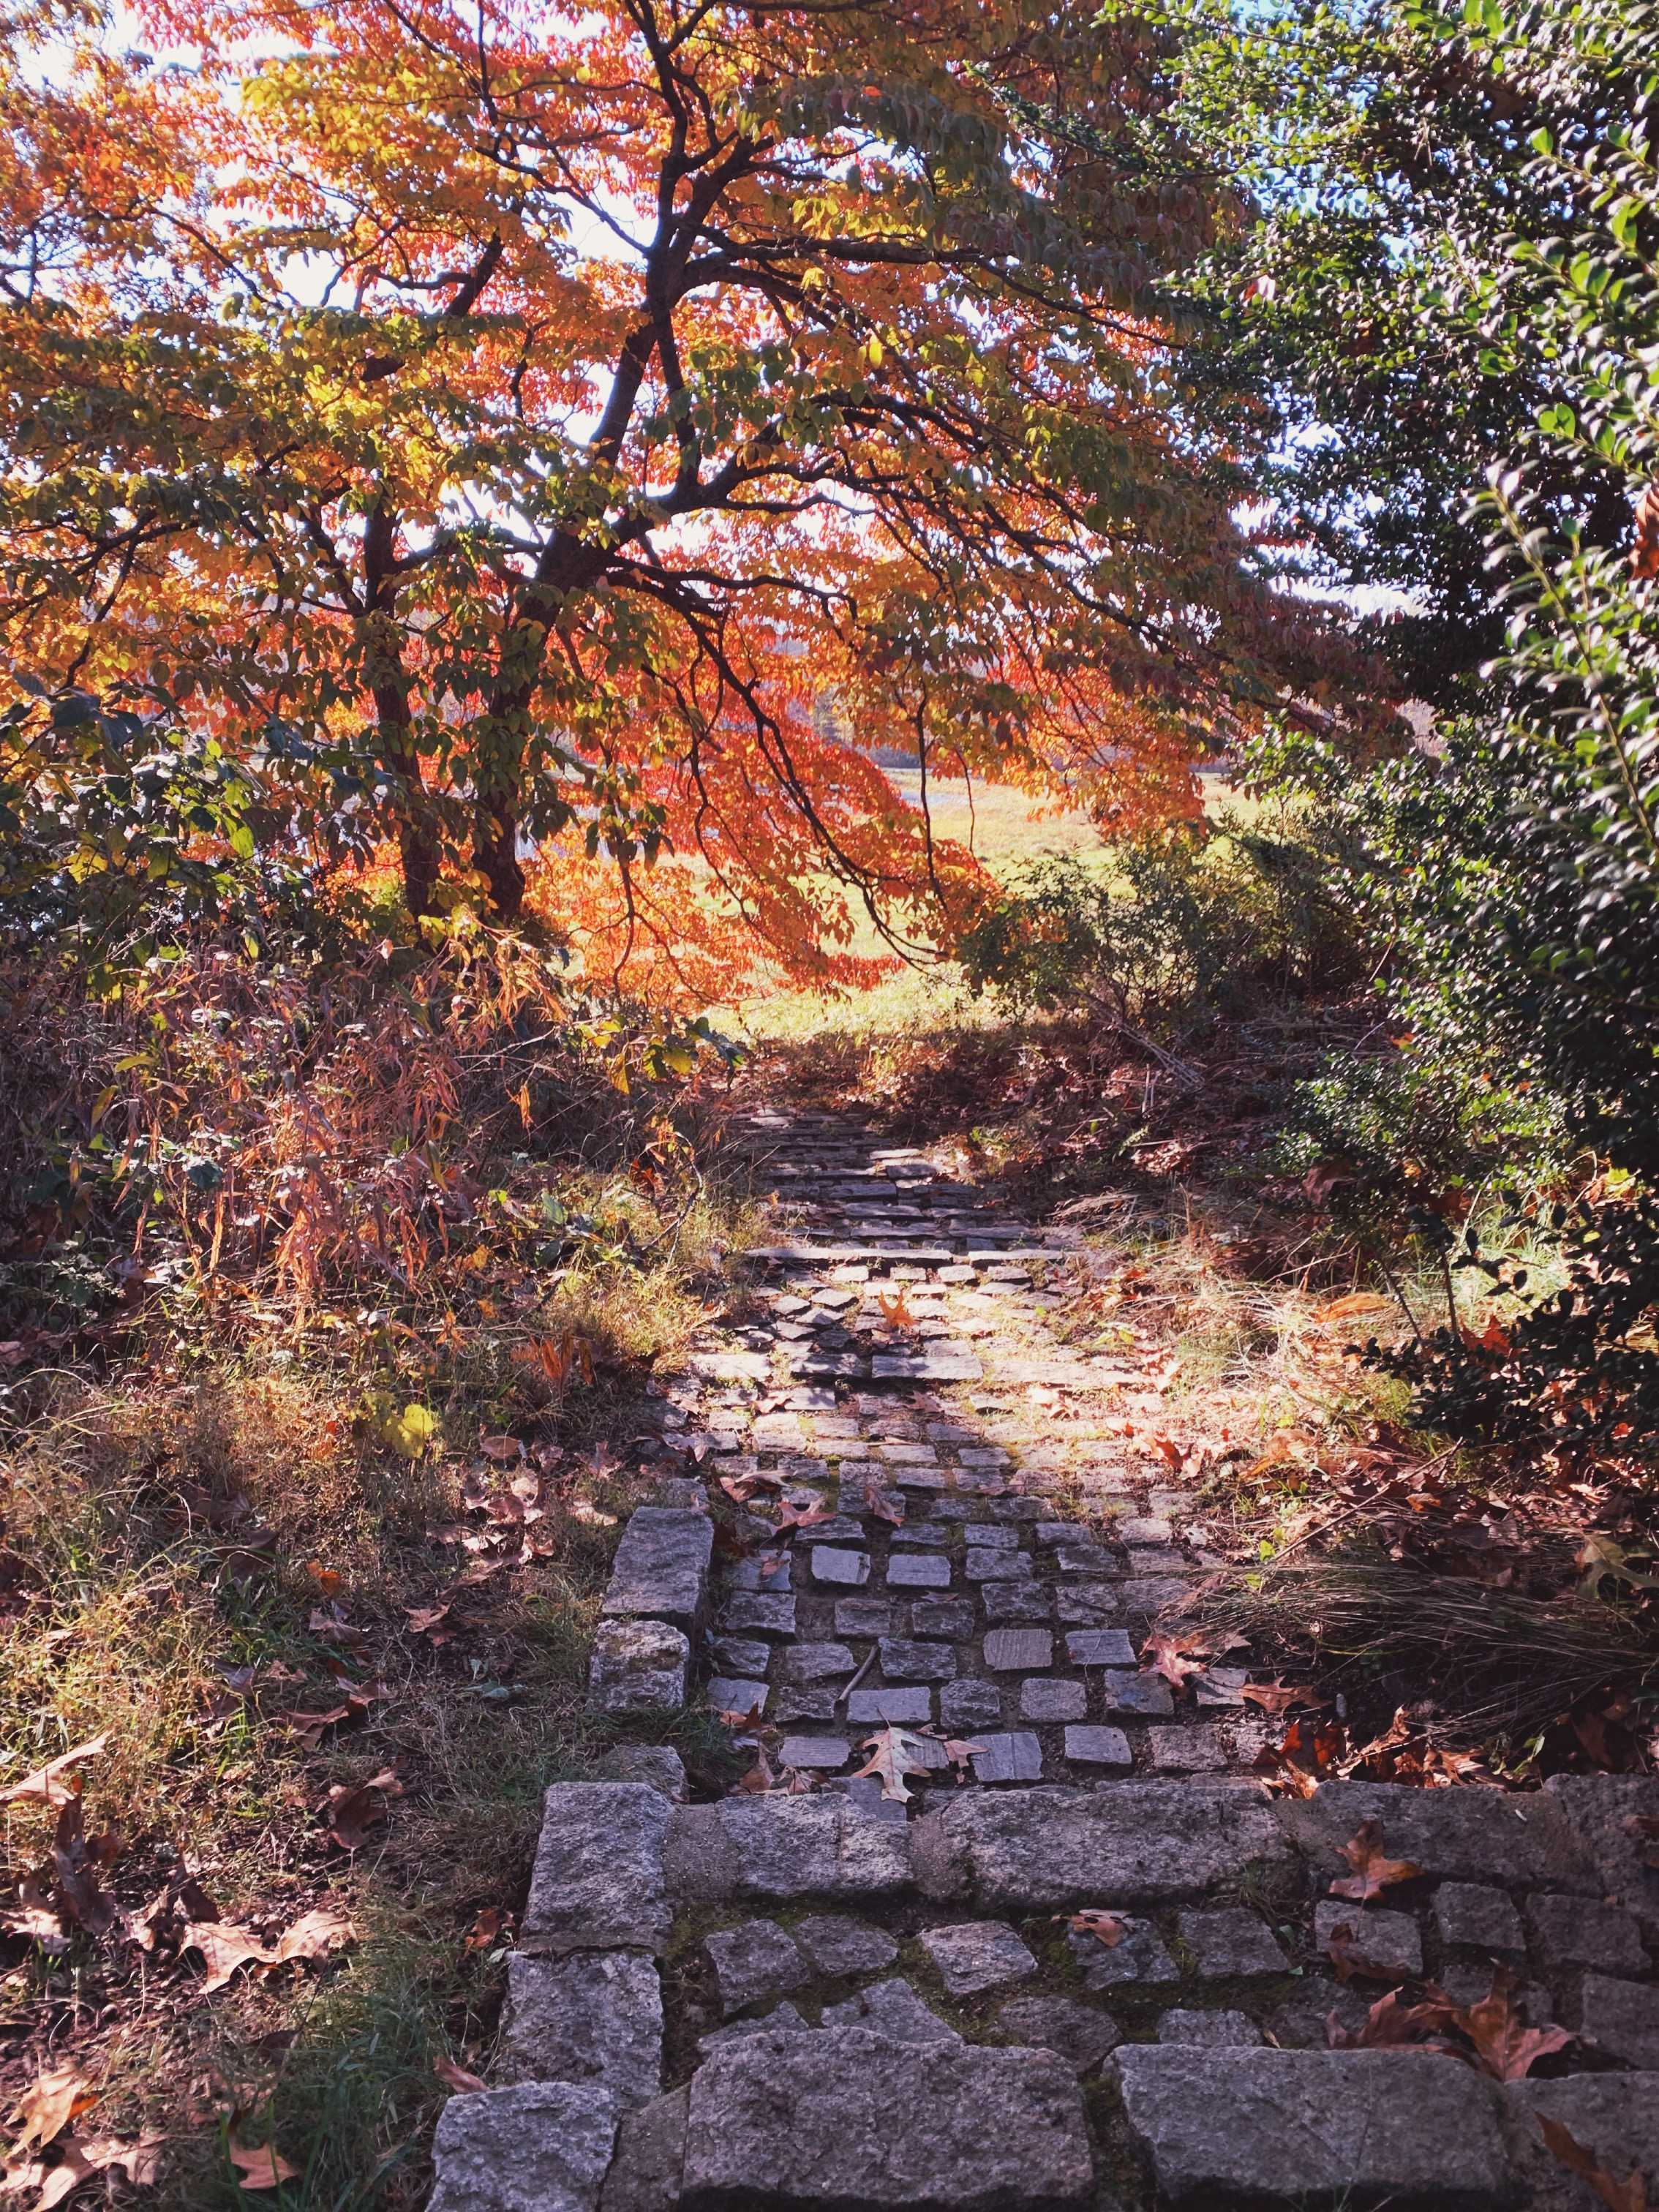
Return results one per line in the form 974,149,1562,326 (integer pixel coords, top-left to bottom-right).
0,0,1357,988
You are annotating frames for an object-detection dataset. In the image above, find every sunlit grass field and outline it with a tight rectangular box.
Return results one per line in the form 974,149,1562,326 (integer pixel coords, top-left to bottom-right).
728,767,1239,1045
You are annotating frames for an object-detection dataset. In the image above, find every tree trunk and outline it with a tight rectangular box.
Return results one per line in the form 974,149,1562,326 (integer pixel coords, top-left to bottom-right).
474,805,525,921
398,815,441,919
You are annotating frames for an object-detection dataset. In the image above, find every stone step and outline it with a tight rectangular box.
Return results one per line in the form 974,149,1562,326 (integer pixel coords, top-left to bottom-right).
677,2027,1095,2208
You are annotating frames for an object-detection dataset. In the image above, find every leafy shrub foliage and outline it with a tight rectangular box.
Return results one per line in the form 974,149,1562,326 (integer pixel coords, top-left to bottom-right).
958,808,1361,1029
1246,0,1659,1451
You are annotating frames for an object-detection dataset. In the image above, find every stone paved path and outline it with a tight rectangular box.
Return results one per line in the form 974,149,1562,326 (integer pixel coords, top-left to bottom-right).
432,1108,1659,2211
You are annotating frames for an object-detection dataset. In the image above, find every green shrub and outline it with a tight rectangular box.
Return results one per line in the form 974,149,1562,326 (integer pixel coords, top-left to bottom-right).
958,806,1361,1028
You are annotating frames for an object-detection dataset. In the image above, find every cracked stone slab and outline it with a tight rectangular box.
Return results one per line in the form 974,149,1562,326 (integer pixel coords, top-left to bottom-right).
1070,1915,1177,1989
970,1731,1042,1783
794,1914,899,1977
1581,1973,1659,2066
1064,1628,1136,1668
1505,2075,1659,2212
663,1794,911,1904
1312,1900,1424,1979
1524,1892,1648,1975
590,1620,691,1715
1543,1773,1659,1930
1064,1726,1131,1768
497,1952,663,2110
983,1629,1053,1673
914,1783,1292,1908
705,1920,809,2014
715,1592,797,1639
601,1508,714,1630
1434,1882,1525,1955
1114,2044,1512,2208
1020,1678,1086,1723
878,1636,958,1682
524,1784,672,1957
1275,1779,1595,1889
679,2027,1094,2209
1177,1908,1288,1979
918,1920,1039,1997
599,2085,688,2212
429,2081,617,2212
1156,2007,1263,2046
995,1995,1121,2074
821,1976,960,2043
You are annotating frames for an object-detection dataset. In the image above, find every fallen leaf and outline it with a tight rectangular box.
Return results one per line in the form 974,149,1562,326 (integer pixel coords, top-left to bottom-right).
463,1906,506,1951
1328,1987,1456,2052
1061,1908,1127,1949
0,1737,110,1809
773,1500,834,1535
1324,1918,1403,1984
227,2138,298,2192
186,1906,355,1990
1328,1819,1425,1903
23,2132,165,2209
184,1921,279,1993
733,1744,775,1795
1314,1292,1396,1323
271,1906,356,1963
1139,1630,1222,1696
1427,1967,1573,2082
49,1796,123,1937
10,2069,95,2155
0,1870,69,1953
1538,2115,1649,2211
1240,1679,1321,1717
432,2056,487,2095
938,1737,983,1782
859,1478,904,1528
324,1771,399,1851
848,1726,930,1803
476,1434,523,1462
276,1703,352,1745
405,1601,452,1636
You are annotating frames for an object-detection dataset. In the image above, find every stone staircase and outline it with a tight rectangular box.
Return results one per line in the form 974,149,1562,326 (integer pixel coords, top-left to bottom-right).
429,1110,1659,2211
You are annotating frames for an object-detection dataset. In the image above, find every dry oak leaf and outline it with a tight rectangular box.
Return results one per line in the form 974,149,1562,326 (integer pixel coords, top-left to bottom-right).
1429,1968,1573,2083
186,1906,356,1992
1060,1909,1128,1949
432,2056,487,2096
0,1737,109,1810
1328,1819,1425,1903
227,2140,298,2192
1240,1679,1320,1718
1538,2115,1649,2212
1314,1292,1396,1325
10,2069,96,2156
7,2132,163,2212
849,1726,931,1804
325,1769,402,1851
1323,1918,1402,1985
1328,1987,1457,2053
0,1870,69,1954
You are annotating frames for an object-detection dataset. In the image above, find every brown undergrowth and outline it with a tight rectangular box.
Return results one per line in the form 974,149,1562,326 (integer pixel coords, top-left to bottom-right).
0,928,758,2208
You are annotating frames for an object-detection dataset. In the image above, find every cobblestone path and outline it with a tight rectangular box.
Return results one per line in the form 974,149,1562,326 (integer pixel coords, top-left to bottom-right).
432,1109,1659,2211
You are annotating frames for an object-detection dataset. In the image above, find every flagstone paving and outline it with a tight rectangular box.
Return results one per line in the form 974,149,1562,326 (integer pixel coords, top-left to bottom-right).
432,1108,1659,2211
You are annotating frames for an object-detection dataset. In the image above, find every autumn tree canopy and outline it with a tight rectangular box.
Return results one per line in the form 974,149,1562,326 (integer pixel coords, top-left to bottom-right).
1,0,1337,994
